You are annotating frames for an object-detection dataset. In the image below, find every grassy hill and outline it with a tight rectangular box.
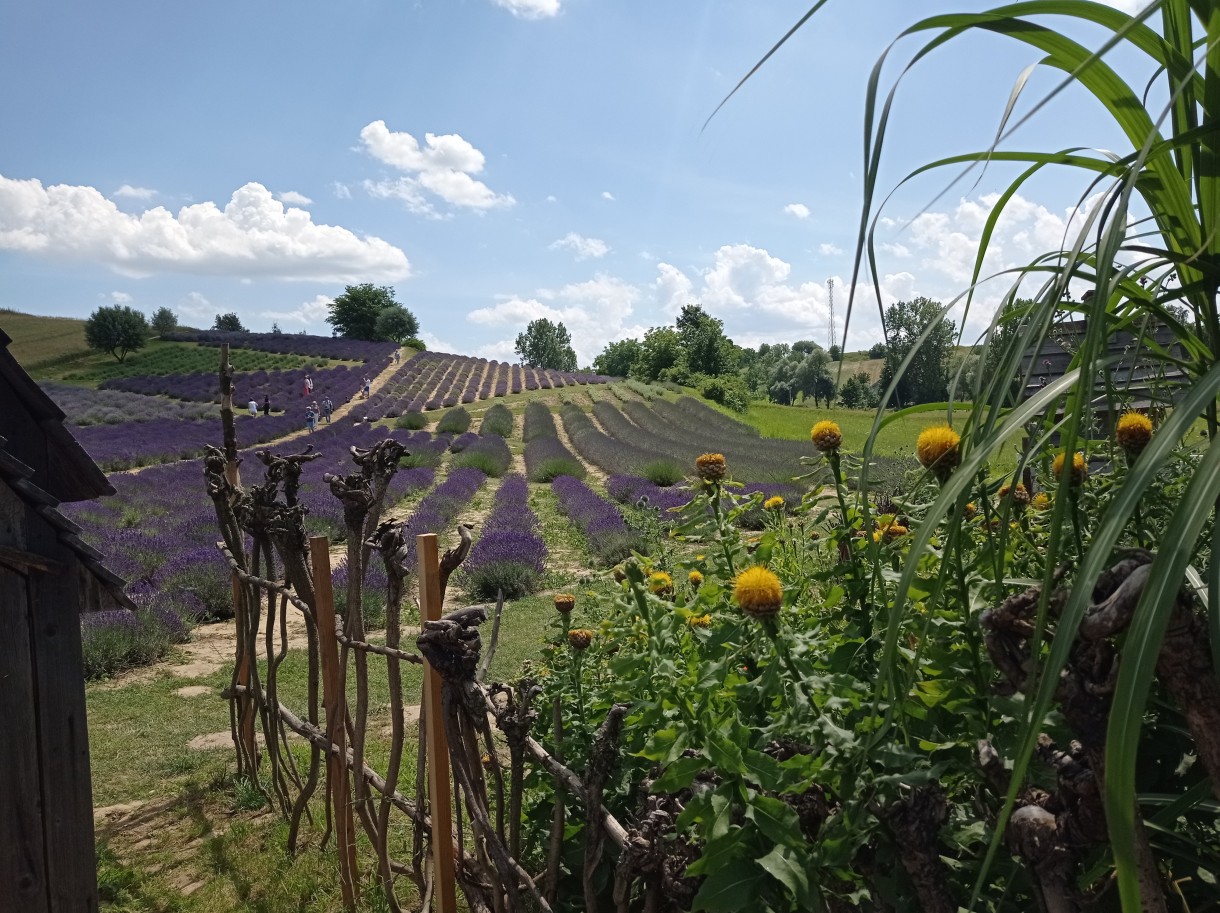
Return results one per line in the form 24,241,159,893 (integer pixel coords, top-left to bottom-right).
0,308,91,370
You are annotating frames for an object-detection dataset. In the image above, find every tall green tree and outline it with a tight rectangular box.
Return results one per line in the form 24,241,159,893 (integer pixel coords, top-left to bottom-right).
150,306,177,337
374,304,420,345
593,338,643,377
327,284,408,340
631,326,683,381
84,305,148,362
675,304,737,376
877,297,956,406
213,312,246,332
514,318,577,371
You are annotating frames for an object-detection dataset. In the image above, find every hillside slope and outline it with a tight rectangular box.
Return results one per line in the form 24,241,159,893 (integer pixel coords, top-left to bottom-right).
1,308,91,369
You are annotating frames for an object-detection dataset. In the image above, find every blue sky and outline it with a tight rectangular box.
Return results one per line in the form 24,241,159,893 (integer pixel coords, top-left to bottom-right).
0,0,1151,365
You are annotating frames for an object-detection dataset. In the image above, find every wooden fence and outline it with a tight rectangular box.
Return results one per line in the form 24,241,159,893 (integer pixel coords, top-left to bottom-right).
205,344,647,911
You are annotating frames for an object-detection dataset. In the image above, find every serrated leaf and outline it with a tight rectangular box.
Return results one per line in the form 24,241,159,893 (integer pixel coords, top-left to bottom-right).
690,858,767,912
746,794,805,849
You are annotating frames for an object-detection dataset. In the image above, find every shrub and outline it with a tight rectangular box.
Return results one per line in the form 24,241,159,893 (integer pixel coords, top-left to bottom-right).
448,431,480,453
525,435,586,482
552,474,647,565
80,597,191,679
462,477,547,598
523,400,558,442
479,403,514,438
436,406,472,434
641,459,684,487
697,374,751,413
396,410,427,430
450,434,512,477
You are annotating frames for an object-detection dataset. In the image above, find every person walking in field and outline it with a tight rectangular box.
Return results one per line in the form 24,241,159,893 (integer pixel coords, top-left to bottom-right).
302,377,309,397
262,395,271,417
248,398,258,417
362,376,371,399
321,396,333,423
305,405,317,433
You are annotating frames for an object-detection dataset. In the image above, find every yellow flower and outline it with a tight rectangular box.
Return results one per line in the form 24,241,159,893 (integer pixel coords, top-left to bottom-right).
810,420,843,453
649,571,674,596
1053,451,1087,483
688,613,712,628
568,629,594,650
916,425,961,481
695,453,727,483
998,483,1030,507
764,495,785,511
733,565,783,619
553,594,575,614
1032,492,1051,511
1116,411,1153,457
873,520,909,542
612,564,627,583
963,502,977,519
688,570,703,587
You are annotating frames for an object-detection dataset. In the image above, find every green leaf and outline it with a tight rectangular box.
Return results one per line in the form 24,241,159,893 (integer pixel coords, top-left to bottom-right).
706,730,746,776
756,844,814,908
741,748,787,792
651,756,708,793
746,795,805,849
686,827,748,877
691,858,768,913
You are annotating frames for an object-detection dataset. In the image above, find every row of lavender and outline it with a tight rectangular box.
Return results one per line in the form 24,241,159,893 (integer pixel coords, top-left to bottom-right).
73,412,302,471
365,351,611,420
100,363,367,410
522,400,585,482
163,330,397,364
460,473,547,599
551,475,647,565
64,420,445,619
40,381,219,426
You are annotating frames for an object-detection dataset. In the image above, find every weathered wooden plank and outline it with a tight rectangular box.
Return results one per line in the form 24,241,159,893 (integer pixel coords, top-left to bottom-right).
25,526,97,913
0,567,49,912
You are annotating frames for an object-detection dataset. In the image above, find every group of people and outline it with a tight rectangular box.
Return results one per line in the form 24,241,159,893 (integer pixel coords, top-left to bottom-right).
304,397,334,432
240,362,383,433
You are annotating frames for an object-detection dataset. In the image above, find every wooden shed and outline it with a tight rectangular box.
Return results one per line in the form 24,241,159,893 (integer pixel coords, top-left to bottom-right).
0,327,133,913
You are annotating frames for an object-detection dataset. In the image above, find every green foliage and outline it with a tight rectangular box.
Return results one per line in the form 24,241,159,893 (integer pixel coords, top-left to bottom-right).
867,341,886,359
837,371,877,409
211,312,246,332
593,337,643,377
479,403,514,438
676,304,738,377
81,605,191,680
878,297,955,406
150,306,177,337
395,410,428,430
641,458,684,487
515,318,577,371
84,305,149,363
696,372,751,413
528,455,586,483
327,283,408,341
632,326,683,381
373,303,420,345
435,406,471,434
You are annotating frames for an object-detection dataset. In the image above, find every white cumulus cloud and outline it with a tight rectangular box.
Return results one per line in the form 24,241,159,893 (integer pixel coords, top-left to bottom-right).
360,120,514,215
114,184,157,200
468,274,641,365
276,190,313,206
109,291,133,304
783,203,811,219
492,0,560,18
601,191,615,201
818,242,843,256
261,293,333,325
0,176,410,281
550,232,609,260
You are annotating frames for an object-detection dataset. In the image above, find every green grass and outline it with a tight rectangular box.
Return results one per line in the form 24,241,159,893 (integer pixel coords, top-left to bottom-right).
1,308,91,368
34,339,331,385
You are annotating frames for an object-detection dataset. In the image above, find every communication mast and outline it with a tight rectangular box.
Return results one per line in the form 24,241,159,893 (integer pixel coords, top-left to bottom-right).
826,278,836,352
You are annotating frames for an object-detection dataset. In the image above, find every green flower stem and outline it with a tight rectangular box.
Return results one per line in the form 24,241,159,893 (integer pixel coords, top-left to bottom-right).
708,482,737,575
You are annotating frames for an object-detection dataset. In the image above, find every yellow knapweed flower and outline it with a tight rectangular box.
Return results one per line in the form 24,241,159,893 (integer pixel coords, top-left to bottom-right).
1116,412,1153,457
688,570,703,587
695,453,727,483
810,420,843,453
733,565,783,619
916,425,961,481
1053,451,1087,483
963,502,977,519
764,495,785,511
1032,492,1051,511
688,613,712,628
649,571,674,596
998,483,1030,507
568,629,594,651
553,594,575,614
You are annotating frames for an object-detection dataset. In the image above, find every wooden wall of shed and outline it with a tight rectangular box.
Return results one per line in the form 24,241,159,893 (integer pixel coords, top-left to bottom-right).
0,491,98,913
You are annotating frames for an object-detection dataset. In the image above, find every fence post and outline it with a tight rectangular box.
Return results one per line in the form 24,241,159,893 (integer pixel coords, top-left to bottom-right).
310,536,359,910
418,533,458,913
230,568,258,775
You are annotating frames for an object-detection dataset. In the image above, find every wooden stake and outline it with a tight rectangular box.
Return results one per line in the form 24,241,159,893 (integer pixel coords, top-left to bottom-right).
231,569,257,773
419,533,458,913
311,537,359,910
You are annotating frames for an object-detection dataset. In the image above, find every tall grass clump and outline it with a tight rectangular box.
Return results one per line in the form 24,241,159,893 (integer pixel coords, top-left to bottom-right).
435,406,471,434
479,403,514,438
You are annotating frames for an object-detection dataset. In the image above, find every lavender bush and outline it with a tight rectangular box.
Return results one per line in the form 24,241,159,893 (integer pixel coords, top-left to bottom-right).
449,433,511,477
102,363,364,410
551,474,647,565
163,330,396,364
525,435,585,482
40,382,219,425
478,403,514,438
80,595,191,679
522,400,557,442
436,406,471,434
461,473,547,599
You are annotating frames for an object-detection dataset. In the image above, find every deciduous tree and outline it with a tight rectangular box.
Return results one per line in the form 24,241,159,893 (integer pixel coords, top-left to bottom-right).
878,297,956,406
374,304,420,345
327,284,407,340
213,312,247,332
150,306,177,337
84,305,149,362
593,338,642,377
514,318,577,371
